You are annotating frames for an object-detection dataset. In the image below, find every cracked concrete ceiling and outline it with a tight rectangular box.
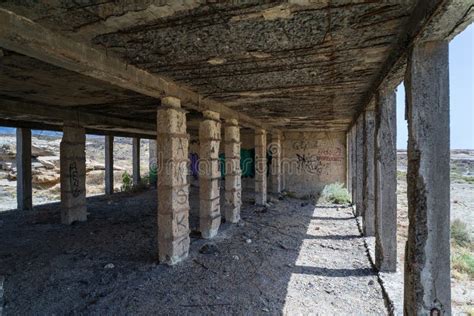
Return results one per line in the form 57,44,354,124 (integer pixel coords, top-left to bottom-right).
0,1,470,132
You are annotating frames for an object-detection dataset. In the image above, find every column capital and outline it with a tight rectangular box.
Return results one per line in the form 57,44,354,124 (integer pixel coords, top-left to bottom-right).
162,96,181,108
225,118,239,126
203,110,220,121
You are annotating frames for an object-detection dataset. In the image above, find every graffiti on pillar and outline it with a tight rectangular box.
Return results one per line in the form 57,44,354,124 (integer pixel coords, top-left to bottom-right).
176,188,188,206
69,161,81,197
177,137,186,158
176,212,188,231
174,163,187,186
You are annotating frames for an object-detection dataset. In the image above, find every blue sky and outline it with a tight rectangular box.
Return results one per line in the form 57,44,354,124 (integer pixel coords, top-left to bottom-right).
396,23,474,149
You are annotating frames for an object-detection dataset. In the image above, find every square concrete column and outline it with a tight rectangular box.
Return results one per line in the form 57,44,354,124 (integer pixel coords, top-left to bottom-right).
404,41,451,315
363,110,376,236
374,89,397,272
350,125,357,203
355,115,364,216
60,122,87,224
132,137,140,185
255,128,267,205
199,110,221,238
346,131,352,194
224,118,242,223
149,139,157,170
270,132,282,194
156,96,190,264
16,128,32,211
105,135,114,195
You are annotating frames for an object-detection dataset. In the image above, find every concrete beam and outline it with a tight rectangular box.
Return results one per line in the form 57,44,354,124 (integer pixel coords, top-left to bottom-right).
0,118,156,140
0,99,155,136
404,40,451,315
349,0,474,131
132,138,141,186
105,135,114,195
374,89,397,272
0,9,275,133
16,128,32,211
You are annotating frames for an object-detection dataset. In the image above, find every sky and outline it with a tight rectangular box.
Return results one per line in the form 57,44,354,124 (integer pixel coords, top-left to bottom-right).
396,23,474,149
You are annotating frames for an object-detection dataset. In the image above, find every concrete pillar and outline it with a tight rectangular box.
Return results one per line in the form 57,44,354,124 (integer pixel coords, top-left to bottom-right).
270,132,282,194
351,125,357,203
105,135,114,195
363,110,376,236
199,110,221,238
224,118,242,223
255,128,267,205
149,139,157,170
404,41,451,315
374,89,397,272
355,115,364,216
16,128,32,211
346,131,352,194
132,137,140,185
60,122,87,224
156,96,190,264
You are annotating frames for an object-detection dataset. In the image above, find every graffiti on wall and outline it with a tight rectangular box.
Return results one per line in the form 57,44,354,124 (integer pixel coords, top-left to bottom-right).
292,140,344,162
296,154,323,175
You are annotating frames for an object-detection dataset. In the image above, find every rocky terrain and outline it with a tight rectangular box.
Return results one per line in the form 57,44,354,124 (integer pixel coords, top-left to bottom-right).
397,150,474,314
0,132,151,211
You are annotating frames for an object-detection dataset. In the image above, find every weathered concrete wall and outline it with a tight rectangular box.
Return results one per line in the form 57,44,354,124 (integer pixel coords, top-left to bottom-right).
282,132,346,197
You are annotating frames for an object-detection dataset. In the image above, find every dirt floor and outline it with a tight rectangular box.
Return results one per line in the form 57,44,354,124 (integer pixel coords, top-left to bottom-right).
0,188,387,315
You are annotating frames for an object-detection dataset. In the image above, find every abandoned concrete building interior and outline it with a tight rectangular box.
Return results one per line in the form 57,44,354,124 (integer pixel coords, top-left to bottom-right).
0,1,472,315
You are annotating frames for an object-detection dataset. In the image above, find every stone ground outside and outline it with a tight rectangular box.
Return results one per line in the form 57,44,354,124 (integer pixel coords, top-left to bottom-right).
0,188,387,315
0,133,150,211
395,151,474,315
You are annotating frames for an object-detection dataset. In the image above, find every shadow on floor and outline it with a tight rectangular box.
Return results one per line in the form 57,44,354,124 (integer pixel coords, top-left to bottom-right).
0,188,387,314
